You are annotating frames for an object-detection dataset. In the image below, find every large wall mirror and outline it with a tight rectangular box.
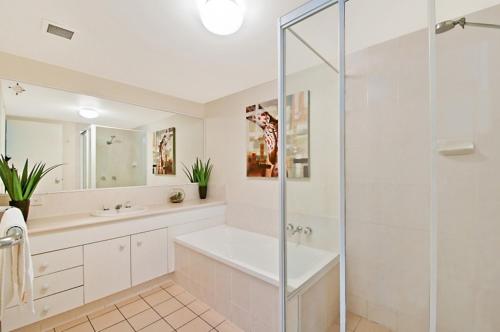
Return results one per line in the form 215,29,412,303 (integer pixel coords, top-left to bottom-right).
0,79,204,193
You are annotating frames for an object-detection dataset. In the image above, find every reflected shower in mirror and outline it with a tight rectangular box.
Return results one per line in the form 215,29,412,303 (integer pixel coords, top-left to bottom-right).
0,80,204,193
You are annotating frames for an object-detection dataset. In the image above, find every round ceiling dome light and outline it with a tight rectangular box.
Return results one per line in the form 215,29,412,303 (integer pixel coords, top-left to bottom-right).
199,0,244,36
79,107,99,119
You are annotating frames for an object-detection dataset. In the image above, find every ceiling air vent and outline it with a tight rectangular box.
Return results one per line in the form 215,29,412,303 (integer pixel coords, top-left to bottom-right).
41,19,76,40
46,23,75,40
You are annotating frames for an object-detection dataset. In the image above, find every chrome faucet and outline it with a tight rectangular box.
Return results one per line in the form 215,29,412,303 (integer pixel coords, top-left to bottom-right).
292,226,303,235
115,203,123,212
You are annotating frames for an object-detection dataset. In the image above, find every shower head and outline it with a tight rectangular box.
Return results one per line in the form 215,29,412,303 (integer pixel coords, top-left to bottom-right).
435,18,466,34
436,17,500,34
106,135,116,145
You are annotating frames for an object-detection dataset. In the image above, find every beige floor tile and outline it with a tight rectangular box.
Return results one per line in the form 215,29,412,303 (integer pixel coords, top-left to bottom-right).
201,310,225,327
215,321,244,332
176,291,196,305
188,300,210,315
159,280,175,289
164,284,185,296
88,306,116,320
139,319,175,332
154,298,184,317
355,319,392,332
89,310,124,331
143,289,172,307
177,318,212,332
54,316,88,332
346,312,362,331
127,308,161,331
335,312,362,331
118,299,149,318
116,296,141,308
64,322,94,332
100,321,134,332
140,287,163,298
165,307,197,329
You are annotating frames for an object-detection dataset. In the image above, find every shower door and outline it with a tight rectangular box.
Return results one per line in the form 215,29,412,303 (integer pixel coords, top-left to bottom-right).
279,1,345,331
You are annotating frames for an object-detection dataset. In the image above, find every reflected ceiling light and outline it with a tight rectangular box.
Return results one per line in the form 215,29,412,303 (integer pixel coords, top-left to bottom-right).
79,107,99,119
199,0,244,36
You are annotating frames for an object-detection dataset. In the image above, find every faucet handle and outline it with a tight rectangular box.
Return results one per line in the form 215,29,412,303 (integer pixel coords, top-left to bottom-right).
303,227,313,235
286,223,295,231
124,201,132,208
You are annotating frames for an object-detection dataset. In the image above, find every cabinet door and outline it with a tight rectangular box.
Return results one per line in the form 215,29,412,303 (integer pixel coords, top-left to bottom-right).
84,236,131,302
131,228,168,286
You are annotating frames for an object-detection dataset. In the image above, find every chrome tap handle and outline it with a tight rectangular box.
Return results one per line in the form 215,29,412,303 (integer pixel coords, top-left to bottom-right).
303,227,313,235
292,226,303,235
124,201,132,208
286,223,295,231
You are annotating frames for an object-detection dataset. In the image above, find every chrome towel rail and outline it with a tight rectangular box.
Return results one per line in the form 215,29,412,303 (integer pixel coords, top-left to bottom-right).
0,227,23,249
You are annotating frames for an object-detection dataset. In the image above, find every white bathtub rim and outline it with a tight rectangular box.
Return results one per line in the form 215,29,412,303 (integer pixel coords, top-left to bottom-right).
174,225,339,291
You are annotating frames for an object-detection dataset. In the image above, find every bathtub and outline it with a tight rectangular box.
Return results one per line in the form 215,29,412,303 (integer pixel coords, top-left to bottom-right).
174,225,338,292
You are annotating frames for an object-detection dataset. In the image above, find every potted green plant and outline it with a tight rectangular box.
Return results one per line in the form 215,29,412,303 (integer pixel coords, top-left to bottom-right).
0,155,62,221
182,158,213,199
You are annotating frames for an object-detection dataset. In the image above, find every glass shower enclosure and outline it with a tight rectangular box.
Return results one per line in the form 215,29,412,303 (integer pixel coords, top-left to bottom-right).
278,1,346,331
280,0,500,332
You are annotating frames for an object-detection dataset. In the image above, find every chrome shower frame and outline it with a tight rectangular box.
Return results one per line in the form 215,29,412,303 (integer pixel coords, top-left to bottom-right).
278,0,346,331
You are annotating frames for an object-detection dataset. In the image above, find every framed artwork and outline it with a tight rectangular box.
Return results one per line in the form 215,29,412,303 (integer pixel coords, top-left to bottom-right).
245,90,310,178
152,127,176,175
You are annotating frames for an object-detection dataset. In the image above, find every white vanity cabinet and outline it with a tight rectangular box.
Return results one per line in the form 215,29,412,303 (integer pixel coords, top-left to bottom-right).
84,236,131,302
3,204,226,331
131,228,168,286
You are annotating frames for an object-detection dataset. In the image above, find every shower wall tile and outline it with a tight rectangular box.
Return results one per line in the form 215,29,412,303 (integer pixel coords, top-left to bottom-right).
346,28,430,332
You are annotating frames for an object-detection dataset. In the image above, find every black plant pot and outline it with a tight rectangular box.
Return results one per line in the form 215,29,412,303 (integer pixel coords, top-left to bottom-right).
199,185,208,199
9,200,30,221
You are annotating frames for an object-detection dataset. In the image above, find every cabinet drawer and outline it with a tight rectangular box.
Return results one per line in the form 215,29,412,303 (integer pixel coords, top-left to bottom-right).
32,246,83,277
3,286,84,331
33,266,83,300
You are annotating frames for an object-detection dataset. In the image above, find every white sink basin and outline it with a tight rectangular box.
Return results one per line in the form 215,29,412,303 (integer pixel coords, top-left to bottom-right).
91,206,147,217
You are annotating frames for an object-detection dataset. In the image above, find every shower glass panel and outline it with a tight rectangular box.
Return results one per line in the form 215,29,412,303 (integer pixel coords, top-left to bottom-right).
281,2,342,331
434,1,500,331
345,0,430,331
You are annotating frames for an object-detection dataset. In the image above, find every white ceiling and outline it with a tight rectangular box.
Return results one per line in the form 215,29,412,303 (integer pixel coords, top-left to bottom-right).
0,79,173,129
0,0,499,104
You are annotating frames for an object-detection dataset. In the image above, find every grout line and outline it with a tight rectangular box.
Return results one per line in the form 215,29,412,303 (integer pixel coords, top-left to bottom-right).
132,317,163,332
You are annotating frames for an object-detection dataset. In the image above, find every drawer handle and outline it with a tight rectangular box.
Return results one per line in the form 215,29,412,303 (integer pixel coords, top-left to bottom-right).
137,241,142,247
119,245,126,251
40,263,49,271
41,284,50,293
41,305,50,315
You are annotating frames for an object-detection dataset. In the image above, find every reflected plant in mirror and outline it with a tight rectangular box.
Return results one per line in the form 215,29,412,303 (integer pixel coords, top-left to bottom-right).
0,155,62,221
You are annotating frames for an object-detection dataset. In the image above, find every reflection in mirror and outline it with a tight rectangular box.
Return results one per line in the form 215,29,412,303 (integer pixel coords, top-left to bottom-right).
0,80,204,193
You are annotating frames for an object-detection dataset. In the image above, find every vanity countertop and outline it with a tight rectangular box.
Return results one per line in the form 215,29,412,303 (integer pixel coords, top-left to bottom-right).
26,198,226,235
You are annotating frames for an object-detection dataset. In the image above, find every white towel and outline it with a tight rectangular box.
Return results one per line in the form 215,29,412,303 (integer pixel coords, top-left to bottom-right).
0,207,34,320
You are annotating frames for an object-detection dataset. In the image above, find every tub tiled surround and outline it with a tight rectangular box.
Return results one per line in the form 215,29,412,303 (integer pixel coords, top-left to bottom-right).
174,243,342,332
16,278,243,332
0,184,225,220
173,243,279,332
345,29,430,331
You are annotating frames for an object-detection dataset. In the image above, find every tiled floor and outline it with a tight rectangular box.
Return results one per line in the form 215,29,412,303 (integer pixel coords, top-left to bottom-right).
47,281,243,332
331,311,392,332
